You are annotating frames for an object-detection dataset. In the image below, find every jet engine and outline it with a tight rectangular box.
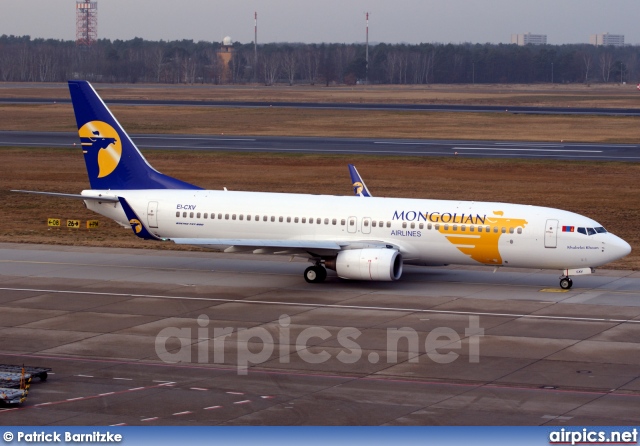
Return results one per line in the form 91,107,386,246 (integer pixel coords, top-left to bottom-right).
326,249,403,281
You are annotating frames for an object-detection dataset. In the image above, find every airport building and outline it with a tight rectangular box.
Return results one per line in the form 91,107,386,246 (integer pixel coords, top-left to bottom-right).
590,33,625,47
511,33,547,45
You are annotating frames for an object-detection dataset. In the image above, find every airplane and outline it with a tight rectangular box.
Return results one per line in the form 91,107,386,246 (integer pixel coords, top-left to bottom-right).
12,80,631,289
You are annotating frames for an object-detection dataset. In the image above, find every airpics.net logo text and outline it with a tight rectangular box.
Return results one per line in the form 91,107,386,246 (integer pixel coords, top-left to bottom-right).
155,315,484,375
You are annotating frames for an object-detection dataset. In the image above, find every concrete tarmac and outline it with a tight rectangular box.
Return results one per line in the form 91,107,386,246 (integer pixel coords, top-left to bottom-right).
0,243,639,425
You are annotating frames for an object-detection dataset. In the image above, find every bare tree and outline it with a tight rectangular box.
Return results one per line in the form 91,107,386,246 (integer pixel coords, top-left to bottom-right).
281,49,297,86
261,51,280,85
599,52,614,83
581,52,592,83
302,45,320,85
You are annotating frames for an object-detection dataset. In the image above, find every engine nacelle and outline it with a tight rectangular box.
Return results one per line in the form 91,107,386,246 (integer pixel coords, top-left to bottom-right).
329,249,403,281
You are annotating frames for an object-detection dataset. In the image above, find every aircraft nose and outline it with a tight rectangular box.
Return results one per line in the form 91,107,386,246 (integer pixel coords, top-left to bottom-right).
609,235,632,260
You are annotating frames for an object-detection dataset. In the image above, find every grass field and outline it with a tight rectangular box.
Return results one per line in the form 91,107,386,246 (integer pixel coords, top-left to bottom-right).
1,148,638,270
1,103,640,143
2,82,640,108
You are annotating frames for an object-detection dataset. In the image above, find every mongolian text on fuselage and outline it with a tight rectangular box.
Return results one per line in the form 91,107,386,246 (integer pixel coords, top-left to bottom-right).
392,210,486,225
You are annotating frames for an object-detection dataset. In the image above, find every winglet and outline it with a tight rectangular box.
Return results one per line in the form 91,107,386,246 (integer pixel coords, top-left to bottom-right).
118,197,161,240
348,164,372,197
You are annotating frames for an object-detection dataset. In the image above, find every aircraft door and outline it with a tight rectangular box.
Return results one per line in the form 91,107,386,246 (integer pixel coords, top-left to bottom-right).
347,216,357,234
362,217,371,234
544,219,558,248
147,201,158,228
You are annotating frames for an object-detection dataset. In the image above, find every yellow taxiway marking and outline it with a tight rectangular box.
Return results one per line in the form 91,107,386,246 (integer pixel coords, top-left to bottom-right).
540,288,569,293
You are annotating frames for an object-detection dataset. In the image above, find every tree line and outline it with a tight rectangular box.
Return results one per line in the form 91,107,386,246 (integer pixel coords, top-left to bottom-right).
1,34,639,85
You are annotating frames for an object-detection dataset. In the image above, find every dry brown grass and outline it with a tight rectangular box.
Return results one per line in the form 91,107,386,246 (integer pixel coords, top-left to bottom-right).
1,103,640,143
1,147,639,270
2,82,640,108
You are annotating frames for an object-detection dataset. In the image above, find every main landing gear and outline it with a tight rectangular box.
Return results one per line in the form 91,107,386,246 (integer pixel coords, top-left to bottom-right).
559,276,573,290
304,264,327,283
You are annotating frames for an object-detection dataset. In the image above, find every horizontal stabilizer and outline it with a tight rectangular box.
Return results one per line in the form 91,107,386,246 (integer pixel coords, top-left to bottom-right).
11,190,119,202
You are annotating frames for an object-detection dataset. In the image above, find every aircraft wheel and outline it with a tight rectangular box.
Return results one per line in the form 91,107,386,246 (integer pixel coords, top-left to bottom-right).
559,277,573,290
304,265,326,283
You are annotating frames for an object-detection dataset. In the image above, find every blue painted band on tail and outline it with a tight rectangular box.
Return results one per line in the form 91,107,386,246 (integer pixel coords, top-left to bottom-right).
68,80,202,191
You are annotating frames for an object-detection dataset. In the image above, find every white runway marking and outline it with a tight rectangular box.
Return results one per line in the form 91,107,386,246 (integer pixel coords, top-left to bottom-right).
453,147,602,153
1,286,639,325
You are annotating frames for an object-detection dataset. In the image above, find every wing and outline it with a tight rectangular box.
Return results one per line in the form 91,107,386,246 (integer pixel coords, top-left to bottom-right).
171,237,396,257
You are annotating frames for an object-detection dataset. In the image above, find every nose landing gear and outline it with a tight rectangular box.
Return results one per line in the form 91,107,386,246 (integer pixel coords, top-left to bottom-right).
559,276,573,290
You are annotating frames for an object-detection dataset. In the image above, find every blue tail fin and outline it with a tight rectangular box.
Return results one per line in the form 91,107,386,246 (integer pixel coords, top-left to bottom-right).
348,164,372,197
68,80,201,190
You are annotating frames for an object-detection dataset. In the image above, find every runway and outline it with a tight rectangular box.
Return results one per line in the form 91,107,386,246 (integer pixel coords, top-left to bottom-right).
2,131,639,161
2,97,640,116
1,243,639,425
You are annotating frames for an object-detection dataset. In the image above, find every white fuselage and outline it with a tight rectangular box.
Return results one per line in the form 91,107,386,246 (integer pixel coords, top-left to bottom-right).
82,189,631,271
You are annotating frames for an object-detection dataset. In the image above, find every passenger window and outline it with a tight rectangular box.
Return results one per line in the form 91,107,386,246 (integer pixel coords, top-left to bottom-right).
190,212,194,218
386,222,391,228
183,212,187,218
402,222,407,229
461,225,466,232
309,218,314,224
341,219,346,225
287,217,291,223
469,226,474,232
444,224,449,230
204,213,208,219
317,218,321,224
493,226,498,233
419,223,424,229
271,216,275,222
435,224,440,230
232,214,236,220
517,228,522,234
302,217,306,223
263,216,268,222
379,221,383,228
410,222,415,229
350,219,355,226
218,213,223,220
247,215,251,221
176,211,180,217
427,223,432,230
324,218,329,225
294,217,299,223
332,219,337,225
279,216,284,222
501,227,506,234
239,215,243,221
453,224,457,231
509,227,514,234
197,213,201,218
477,226,482,233
372,221,377,227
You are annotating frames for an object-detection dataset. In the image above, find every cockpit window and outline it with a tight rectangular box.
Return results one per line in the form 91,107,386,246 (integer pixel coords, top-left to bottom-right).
578,226,607,236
